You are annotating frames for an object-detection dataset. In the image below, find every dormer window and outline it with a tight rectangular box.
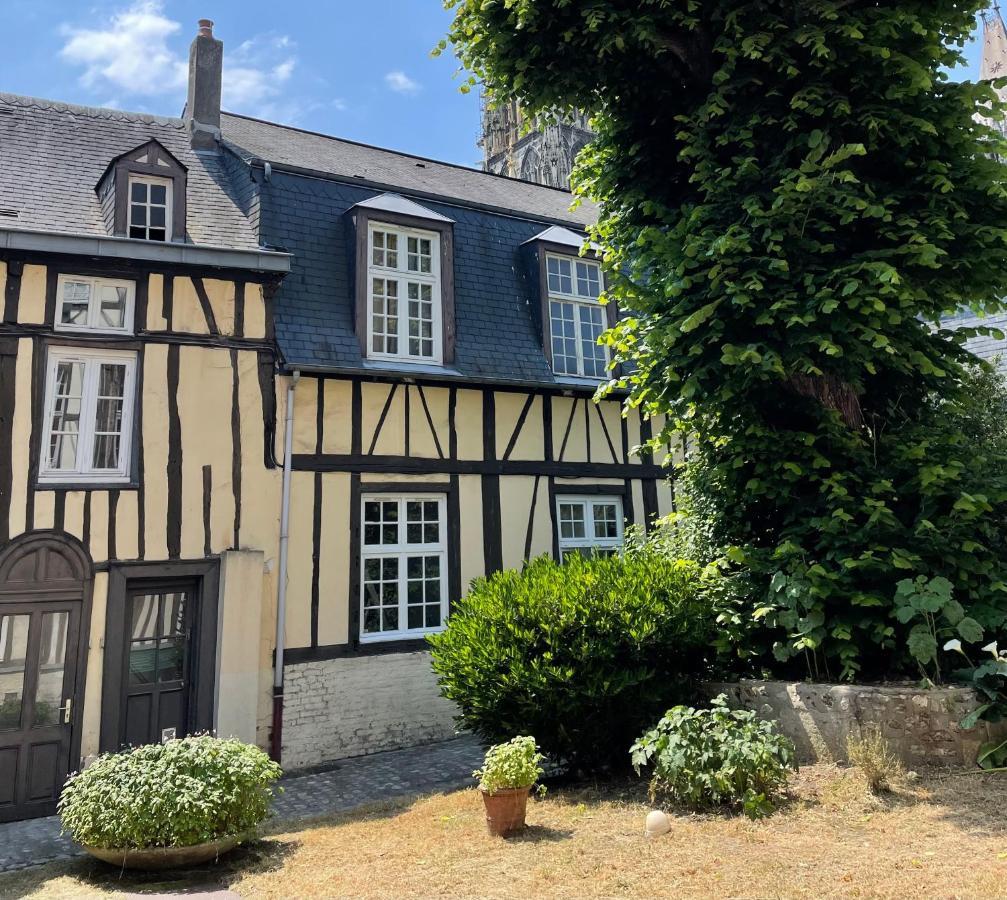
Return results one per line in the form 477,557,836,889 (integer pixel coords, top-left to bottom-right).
96,139,187,243
525,225,615,381
547,253,608,378
350,193,456,367
128,175,171,241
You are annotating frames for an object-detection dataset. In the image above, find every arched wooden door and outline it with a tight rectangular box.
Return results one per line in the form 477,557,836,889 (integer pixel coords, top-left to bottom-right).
0,531,92,822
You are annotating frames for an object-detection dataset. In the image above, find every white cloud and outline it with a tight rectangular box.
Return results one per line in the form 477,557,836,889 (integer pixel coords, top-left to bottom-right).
384,71,421,95
57,2,301,119
59,0,186,96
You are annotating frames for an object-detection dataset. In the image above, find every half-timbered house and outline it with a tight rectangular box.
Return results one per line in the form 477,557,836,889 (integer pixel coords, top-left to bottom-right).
0,19,672,820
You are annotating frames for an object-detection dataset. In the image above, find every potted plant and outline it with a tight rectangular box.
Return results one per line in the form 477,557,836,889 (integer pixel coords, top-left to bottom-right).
58,734,282,870
473,735,545,836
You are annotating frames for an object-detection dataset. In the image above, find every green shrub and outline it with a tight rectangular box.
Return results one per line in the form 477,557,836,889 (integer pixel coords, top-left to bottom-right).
428,547,721,773
58,735,282,849
474,736,545,793
630,695,797,819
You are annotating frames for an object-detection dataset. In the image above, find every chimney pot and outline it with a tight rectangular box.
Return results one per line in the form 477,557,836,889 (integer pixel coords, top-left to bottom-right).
198,19,214,38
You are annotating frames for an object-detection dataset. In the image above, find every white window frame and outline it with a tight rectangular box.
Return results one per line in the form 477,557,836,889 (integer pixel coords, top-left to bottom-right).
556,495,625,559
546,253,609,378
127,174,173,242
359,493,449,643
38,346,137,485
54,274,135,336
366,222,443,364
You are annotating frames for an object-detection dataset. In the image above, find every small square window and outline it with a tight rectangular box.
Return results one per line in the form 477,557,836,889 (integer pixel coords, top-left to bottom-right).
556,496,624,559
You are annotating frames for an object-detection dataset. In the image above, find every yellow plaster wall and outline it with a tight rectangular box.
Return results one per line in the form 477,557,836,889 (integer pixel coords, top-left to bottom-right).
495,393,545,461
499,476,539,570
203,279,236,337
457,475,484,593
454,389,483,460
362,382,407,457
406,385,443,459
292,377,319,455
321,379,354,455
16,265,46,325
171,276,211,335
283,470,316,649
243,282,267,341
146,274,168,330
317,472,351,646
141,344,170,560
33,492,55,530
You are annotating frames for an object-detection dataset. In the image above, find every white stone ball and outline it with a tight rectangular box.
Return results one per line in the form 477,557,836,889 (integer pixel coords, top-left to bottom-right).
645,809,672,837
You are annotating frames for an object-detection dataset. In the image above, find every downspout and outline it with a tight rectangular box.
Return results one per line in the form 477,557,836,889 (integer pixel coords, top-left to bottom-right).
271,369,300,763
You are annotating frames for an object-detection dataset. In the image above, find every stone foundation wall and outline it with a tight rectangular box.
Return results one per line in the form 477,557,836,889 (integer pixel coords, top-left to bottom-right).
281,650,459,771
708,680,1007,768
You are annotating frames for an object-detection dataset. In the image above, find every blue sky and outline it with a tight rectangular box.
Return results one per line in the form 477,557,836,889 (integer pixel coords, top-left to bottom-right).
0,2,990,169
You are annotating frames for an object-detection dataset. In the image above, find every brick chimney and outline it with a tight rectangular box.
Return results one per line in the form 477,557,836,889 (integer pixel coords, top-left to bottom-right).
185,19,223,150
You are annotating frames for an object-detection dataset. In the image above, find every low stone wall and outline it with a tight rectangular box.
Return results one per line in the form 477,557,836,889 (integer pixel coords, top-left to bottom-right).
281,650,459,771
707,680,1007,768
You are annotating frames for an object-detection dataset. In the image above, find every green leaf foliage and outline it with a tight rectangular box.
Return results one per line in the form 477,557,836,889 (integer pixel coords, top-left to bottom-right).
473,736,546,793
58,736,282,849
445,1,1007,682
630,695,797,819
428,548,721,772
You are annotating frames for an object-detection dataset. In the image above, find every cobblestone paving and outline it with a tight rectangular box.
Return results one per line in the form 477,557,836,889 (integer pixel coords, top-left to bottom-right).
0,736,484,875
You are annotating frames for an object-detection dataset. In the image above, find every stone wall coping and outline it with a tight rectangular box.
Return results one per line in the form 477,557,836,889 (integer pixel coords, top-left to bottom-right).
708,679,977,698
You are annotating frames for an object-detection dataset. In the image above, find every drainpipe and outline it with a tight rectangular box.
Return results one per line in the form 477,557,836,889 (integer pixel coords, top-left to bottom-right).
271,369,300,763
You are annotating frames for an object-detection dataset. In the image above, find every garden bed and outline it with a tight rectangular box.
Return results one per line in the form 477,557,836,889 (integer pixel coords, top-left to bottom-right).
708,679,1007,767
5,766,1007,898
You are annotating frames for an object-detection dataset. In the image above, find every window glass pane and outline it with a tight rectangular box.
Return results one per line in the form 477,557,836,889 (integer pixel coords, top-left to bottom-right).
128,640,158,685
550,301,578,375
48,361,84,470
593,504,619,539
150,184,167,205
98,285,127,328
0,614,30,730
33,611,68,727
156,639,185,683
559,503,586,539
131,594,159,640
160,592,187,637
547,257,573,294
576,261,601,299
60,281,91,326
130,181,146,203
580,305,608,378
92,363,126,470
130,204,147,226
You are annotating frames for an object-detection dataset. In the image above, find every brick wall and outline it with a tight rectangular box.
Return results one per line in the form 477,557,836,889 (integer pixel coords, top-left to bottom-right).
280,651,459,770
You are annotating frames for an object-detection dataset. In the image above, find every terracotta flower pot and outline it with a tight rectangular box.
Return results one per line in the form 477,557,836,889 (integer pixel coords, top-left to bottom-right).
82,835,243,870
480,786,531,836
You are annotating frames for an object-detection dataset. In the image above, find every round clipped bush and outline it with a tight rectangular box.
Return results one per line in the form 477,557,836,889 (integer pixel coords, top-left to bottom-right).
428,548,720,773
58,735,282,850
630,695,797,819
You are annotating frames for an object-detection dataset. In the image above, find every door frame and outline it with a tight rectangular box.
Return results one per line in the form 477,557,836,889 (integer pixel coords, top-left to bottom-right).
100,559,219,752
0,530,94,820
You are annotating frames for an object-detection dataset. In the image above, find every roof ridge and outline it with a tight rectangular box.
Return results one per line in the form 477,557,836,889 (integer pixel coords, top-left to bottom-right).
0,93,184,128
220,109,577,197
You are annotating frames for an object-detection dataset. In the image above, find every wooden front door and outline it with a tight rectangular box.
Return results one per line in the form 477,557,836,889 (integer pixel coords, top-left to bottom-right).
0,533,92,822
121,583,198,747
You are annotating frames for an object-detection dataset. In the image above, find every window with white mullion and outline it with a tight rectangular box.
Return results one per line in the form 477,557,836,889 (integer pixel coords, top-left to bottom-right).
367,224,441,363
556,495,624,560
128,175,171,242
39,348,136,483
56,275,134,335
546,253,608,378
360,495,448,641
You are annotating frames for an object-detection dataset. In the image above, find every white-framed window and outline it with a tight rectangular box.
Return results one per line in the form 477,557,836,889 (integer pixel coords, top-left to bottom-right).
367,223,442,363
38,347,137,484
360,494,448,641
128,175,172,241
55,275,134,335
547,253,608,378
556,495,624,559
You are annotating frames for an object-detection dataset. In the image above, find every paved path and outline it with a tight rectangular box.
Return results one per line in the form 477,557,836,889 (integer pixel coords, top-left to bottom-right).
0,736,483,875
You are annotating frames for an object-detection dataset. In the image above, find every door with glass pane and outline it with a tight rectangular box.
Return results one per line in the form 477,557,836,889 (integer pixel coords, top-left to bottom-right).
120,584,196,747
0,603,80,822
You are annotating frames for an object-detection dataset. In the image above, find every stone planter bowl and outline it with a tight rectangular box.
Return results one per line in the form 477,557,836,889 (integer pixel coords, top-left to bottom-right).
83,835,243,870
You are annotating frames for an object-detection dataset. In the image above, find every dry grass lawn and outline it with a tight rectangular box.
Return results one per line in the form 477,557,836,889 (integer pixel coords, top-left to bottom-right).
4,765,1007,899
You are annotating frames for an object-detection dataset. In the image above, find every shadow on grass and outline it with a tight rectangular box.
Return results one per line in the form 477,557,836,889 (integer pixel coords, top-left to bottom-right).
0,838,299,900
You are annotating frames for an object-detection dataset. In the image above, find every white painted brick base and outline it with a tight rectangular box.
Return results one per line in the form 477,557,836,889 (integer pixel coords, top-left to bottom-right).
281,651,459,771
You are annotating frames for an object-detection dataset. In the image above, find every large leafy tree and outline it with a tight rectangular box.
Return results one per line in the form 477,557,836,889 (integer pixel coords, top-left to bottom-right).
446,1,1007,679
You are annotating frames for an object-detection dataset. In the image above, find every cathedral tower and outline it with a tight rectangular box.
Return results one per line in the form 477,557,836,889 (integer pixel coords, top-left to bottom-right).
480,99,594,190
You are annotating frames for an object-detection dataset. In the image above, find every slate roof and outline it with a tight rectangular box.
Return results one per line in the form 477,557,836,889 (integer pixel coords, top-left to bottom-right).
943,310,1007,370
0,94,259,250
220,112,596,228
